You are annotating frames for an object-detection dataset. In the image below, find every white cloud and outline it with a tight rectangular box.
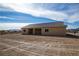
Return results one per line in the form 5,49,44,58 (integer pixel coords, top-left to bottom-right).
67,13,79,23
0,23,31,30
1,3,68,21
0,16,15,20
1,3,79,23
37,10,68,21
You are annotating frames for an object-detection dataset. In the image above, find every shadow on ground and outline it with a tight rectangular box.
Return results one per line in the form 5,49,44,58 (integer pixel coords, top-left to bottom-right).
23,33,79,39
65,34,79,39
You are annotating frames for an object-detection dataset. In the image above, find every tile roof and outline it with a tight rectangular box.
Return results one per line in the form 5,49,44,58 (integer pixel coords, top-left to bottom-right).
22,21,67,28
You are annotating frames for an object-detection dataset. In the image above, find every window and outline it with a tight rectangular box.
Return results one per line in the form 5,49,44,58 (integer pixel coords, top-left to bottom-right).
23,30,26,32
45,29,49,32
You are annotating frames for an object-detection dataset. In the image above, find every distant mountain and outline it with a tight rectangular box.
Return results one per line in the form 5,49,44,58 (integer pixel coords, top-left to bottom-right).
7,29,22,32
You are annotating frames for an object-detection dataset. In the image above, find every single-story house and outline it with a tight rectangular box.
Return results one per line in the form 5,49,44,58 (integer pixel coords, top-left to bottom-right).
21,22,67,36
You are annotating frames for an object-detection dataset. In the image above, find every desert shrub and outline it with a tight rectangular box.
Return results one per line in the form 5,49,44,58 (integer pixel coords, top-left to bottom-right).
0,30,6,35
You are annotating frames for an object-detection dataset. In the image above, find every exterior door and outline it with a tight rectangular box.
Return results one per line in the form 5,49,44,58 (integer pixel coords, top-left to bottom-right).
35,28,41,35
28,28,33,35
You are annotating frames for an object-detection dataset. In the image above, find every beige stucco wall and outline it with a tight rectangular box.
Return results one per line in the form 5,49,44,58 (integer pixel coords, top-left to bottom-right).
41,27,66,36
22,27,66,36
22,28,35,35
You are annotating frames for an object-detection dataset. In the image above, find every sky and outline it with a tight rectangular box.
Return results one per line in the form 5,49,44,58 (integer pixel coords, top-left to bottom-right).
0,3,79,30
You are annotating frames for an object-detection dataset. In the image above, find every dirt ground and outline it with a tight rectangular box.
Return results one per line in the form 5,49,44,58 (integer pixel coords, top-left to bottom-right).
0,33,79,56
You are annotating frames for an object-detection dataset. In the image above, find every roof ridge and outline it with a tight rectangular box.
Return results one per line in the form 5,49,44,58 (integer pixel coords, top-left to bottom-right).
22,21,65,29
28,21,63,26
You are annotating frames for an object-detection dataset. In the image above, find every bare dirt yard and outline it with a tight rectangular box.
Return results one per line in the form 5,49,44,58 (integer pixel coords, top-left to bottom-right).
0,33,79,56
